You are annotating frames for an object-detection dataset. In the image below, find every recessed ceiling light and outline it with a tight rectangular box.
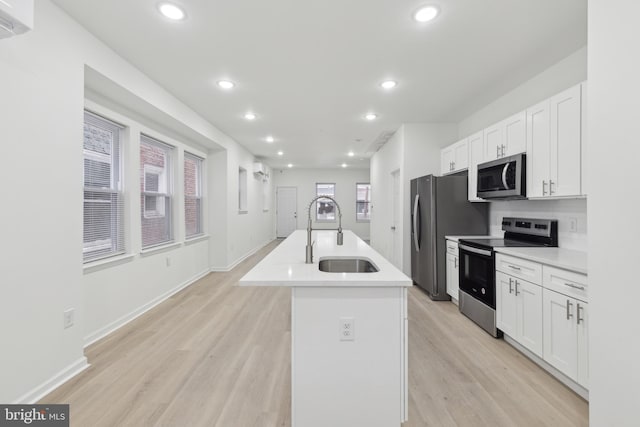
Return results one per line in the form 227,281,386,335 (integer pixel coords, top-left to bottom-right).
277,151,284,156
341,163,348,168
414,5,439,23
287,163,293,168
348,151,355,157
265,136,275,143
380,80,397,90
244,112,257,121
158,3,186,21
217,80,235,90
365,113,378,121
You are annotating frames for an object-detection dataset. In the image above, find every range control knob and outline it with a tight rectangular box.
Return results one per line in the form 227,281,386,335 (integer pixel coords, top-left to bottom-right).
481,288,486,295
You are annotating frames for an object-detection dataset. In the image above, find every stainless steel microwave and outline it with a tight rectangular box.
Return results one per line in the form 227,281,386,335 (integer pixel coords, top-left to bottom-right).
476,153,526,200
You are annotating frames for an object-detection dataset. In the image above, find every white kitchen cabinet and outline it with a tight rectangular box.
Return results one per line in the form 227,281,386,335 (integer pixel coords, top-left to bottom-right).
526,84,583,198
484,112,526,161
441,138,468,175
467,131,486,202
445,240,459,300
543,288,588,386
496,271,543,357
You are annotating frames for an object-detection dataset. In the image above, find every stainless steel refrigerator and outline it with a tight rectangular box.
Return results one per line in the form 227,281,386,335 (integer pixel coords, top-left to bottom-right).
410,174,489,300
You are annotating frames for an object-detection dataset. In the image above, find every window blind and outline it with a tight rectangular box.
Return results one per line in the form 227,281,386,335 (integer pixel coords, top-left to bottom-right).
184,152,203,238
140,134,174,248
83,111,125,262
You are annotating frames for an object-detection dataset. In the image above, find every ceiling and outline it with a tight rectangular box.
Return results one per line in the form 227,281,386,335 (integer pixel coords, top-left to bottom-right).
54,0,587,169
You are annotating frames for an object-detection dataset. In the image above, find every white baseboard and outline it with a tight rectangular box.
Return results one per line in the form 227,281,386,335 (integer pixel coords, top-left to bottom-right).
83,268,210,347
210,239,273,272
503,334,589,401
14,356,89,404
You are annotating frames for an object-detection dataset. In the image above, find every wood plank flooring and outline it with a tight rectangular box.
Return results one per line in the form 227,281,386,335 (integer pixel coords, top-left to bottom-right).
42,241,588,426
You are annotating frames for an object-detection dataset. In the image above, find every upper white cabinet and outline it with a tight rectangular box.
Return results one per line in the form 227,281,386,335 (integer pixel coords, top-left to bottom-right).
484,112,527,161
467,131,485,202
527,84,583,198
440,138,468,175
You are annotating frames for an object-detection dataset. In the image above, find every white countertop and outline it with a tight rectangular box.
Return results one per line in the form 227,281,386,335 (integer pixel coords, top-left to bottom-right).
445,235,500,242
239,230,412,287
495,247,588,275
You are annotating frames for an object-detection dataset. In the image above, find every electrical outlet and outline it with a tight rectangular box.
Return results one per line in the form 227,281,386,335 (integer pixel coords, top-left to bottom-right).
339,317,355,341
166,256,171,267
569,217,578,233
63,309,75,329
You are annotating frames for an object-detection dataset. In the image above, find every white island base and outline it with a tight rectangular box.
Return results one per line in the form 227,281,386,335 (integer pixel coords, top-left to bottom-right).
240,230,412,427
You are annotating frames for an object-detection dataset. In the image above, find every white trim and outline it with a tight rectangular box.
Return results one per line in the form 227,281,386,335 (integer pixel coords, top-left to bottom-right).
13,357,89,404
83,253,135,274
140,241,181,256
184,234,209,245
210,239,273,272
83,268,210,347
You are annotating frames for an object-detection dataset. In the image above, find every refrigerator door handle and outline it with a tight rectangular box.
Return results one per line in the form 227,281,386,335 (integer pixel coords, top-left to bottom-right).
413,194,420,251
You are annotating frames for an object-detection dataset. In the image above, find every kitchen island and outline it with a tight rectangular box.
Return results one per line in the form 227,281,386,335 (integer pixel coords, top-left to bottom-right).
240,230,412,427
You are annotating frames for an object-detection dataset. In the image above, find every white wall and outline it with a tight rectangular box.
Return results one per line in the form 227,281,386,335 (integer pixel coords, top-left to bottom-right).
272,168,370,240
370,123,459,274
588,1,640,424
458,46,587,137
0,0,273,403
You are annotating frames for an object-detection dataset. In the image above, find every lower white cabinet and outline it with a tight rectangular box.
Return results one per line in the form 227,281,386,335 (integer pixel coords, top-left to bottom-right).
542,288,589,388
446,252,459,300
496,271,543,357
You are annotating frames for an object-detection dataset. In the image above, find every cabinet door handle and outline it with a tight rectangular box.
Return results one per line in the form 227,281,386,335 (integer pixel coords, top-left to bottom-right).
515,280,520,296
577,303,584,325
501,145,505,157
454,257,458,268
508,264,521,271
496,145,500,158
452,161,455,170
566,300,573,320
542,180,548,195
508,278,513,294
564,282,585,291
549,180,555,195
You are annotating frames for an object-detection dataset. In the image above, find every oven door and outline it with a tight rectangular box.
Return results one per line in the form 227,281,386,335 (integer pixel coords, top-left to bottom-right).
477,153,526,199
458,244,495,309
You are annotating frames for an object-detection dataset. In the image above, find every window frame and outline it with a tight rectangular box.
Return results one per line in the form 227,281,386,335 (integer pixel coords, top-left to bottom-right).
140,134,175,249
356,182,371,223
82,110,126,263
184,151,204,239
315,182,337,223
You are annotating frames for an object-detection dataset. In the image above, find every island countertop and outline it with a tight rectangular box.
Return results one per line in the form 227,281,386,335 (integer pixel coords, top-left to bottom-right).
239,230,413,287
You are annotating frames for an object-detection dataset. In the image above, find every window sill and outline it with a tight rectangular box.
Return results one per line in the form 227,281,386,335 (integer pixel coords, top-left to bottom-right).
140,241,181,256
184,234,209,245
238,210,248,215
83,253,135,274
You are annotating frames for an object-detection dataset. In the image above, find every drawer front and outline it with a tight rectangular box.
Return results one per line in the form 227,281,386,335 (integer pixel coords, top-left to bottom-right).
446,240,459,256
496,253,542,286
543,265,588,302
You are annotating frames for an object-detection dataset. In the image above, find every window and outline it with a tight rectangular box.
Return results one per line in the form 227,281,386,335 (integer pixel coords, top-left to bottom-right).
238,167,248,212
140,135,174,248
356,183,371,222
83,111,125,263
316,183,336,221
184,152,204,238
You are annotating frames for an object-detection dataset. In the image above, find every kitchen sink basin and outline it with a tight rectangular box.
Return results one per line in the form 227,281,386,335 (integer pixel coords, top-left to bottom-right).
318,257,379,273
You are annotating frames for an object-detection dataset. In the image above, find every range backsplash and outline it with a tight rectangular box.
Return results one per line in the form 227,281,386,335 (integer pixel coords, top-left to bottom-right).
488,198,587,251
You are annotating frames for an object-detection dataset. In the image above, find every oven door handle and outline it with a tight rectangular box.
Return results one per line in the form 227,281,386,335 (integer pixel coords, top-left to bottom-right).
502,163,510,190
459,244,493,257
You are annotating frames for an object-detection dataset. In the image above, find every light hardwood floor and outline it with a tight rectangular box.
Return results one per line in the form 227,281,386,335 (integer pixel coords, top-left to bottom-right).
42,241,588,426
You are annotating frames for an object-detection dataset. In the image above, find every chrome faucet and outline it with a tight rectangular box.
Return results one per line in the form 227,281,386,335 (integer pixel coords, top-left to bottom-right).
306,195,343,264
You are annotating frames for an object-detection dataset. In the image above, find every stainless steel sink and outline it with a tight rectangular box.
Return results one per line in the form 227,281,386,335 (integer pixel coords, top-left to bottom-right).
318,257,379,273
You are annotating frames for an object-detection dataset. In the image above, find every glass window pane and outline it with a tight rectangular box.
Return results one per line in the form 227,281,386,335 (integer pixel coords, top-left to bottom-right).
316,183,336,221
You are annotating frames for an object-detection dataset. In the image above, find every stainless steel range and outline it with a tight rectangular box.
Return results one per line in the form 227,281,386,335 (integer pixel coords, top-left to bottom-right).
458,217,558,337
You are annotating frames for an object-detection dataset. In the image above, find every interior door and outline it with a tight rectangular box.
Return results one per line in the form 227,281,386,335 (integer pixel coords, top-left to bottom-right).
276,186,297,238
